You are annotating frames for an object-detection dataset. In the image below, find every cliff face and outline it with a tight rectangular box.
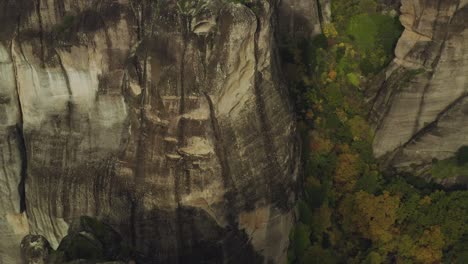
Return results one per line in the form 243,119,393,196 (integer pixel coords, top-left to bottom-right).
369,0,468,169
0,0,299,263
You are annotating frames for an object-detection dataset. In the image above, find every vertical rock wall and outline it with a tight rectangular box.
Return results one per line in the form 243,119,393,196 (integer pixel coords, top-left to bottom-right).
0,0,299,263
0,41,30,264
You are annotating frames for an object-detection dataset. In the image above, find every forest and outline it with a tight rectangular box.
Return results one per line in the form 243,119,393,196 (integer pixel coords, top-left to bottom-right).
284,0,468,263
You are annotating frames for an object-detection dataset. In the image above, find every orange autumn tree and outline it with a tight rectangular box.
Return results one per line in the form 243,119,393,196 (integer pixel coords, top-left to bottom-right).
309,132,333,154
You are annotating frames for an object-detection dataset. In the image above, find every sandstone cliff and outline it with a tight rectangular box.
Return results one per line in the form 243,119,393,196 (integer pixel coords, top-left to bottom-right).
0,0,299,263
369,0,468,169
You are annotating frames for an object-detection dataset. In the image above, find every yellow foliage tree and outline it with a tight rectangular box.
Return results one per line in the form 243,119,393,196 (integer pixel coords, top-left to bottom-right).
413,226,445,264
323,23,338,39
340,191,400,243
419,195,432,205
328,69,337,81
334,152,361,192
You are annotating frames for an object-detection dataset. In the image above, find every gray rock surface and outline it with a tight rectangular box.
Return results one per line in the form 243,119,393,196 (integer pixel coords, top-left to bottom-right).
0,0,300,263
369,0,468,169
278,0,322,39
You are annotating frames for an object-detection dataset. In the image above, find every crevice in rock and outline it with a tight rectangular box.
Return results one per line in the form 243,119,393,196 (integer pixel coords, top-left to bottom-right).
252,11,289,211
1,135,15,206
129,1,143,41
177,15,189,147
134,115,146,179
316,0,324,30
10,38,28,213
16,125,27,213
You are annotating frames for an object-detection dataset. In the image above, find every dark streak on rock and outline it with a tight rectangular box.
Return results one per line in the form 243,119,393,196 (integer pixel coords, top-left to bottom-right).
411,0,459,136
405,93,467,149
55,50,74,130
178,15,189,148
386,92,468,167
368,67,412,131
33,0,45,67
204,92,239,225
184,169,191,195
129,194,137,249
16,125,27,213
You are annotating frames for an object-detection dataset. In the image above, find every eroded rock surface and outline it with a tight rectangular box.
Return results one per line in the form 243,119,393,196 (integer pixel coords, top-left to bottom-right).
369,0,468,169
0,0,299,263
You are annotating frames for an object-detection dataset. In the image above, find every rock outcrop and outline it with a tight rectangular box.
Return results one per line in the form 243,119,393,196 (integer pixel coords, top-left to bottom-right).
0,0,299,263
21,216,131,263
20,235,52,264
369,0,468,169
